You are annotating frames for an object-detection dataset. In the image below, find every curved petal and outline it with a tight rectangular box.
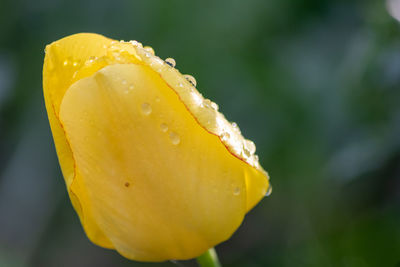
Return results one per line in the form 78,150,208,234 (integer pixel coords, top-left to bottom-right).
43,33,117,248
127,41,270,211
58,63,259,261
44,33,271,261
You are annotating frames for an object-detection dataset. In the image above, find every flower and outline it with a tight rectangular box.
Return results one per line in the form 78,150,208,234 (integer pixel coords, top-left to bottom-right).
43,33,270,262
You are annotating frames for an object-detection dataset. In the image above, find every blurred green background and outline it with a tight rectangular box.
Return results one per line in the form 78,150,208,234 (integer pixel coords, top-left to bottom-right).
1,0,400,266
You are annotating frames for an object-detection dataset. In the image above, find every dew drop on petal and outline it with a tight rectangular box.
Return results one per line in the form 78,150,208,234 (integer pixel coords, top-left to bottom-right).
203,99,211,108
265,185,272,197
202,99,219,111
144,46,155,55
245,140,256,155
141,103,152,115
210,102,219,110
243,146,251,157
233,186,241,196
169,132,180,145
160,123,168,132
165,58,176,67
122,79,127,85
155,97,161,102
184,74,197,87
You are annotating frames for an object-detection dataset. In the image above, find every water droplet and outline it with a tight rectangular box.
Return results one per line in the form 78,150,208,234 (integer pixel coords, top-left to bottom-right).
254,155,259,161
184,75,197,87
169,132,180,145
265,185,272,197
144,46,155,55
155,97,161,102
73,61,79,67
129,84,134,90
243,147,251,157
233,186,241,196
202,99,219,111
244,140,256,155
210,102,219,110
141,103,152,115
130,40,139,46
144,52,151,58
165,58,176,67
160,123,168,132
203,99,211,107
63,60,69,66
121,79,127,85
178,82,184,88
124,182,130,187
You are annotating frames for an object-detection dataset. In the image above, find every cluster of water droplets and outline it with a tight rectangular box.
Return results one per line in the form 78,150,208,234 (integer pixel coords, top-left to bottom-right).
46,38,271,198
139,101,180,146
109,52,182,147
136,92,180,146
125,39,268,174
48,38,271,197
202,99,219,111
56,39,266,179
102,40,270,194
156,120,181,146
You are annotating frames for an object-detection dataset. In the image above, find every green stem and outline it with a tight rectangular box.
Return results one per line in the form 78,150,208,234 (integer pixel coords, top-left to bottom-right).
196,248,221,267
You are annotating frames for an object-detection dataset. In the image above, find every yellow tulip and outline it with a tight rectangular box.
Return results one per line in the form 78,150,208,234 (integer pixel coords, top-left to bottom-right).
42,33,270,262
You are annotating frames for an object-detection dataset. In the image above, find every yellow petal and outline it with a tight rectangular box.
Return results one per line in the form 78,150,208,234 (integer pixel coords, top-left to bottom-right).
44,33,270,262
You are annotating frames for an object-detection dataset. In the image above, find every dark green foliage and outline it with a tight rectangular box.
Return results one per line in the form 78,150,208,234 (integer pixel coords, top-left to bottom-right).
0,0,399,266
